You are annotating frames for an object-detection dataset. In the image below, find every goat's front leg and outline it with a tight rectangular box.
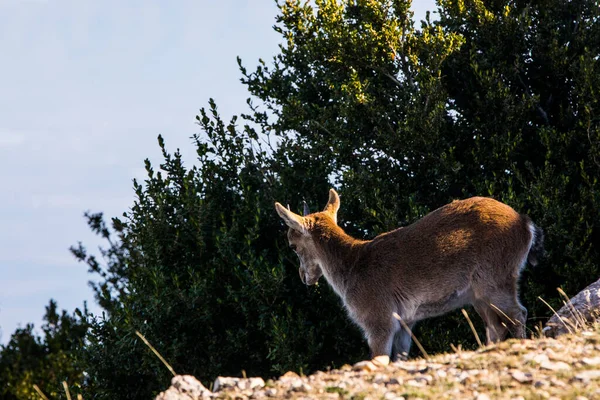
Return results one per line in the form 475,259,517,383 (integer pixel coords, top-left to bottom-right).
364,318,395,358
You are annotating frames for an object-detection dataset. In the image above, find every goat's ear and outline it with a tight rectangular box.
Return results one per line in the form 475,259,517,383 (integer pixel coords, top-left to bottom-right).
323,189,340,224
275,202,307,233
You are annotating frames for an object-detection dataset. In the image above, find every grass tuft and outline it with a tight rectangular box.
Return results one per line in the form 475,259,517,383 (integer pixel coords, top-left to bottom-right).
135,330,177,377
32,384,49,400
461,308,483,348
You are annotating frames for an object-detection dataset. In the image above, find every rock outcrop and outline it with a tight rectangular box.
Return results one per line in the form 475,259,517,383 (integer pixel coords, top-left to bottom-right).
544,278,600,338
155,375,211,400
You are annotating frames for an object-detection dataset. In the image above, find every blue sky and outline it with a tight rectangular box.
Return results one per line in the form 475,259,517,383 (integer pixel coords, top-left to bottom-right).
0,0,436,344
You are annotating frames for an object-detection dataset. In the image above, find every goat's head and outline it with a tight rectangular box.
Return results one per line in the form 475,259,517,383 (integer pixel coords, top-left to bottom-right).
275,189,340,285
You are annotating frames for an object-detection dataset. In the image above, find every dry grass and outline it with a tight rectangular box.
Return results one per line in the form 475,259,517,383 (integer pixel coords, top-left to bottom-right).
135,330,177,377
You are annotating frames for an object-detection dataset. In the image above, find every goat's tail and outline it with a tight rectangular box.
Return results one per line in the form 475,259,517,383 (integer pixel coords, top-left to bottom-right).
526,217,545,267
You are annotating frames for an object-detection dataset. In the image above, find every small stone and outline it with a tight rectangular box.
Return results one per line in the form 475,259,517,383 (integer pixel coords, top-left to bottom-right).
289,379,303,390
372,355,390,366
248,378,265,390
575,396,589,400
406,379,426,387
396,363,426,373
236,380,250,390
265,388,278,397
290,381,312,392
540,360,571,371
384,392,405,400
415,374,433,384
511,370,533,383
524,353,549,364
457,371,471,383
436,370,447,378
281,371,300,380
583,357,600,366
576,370,600,381
537,391,550,400
373,373,387,384
475,394,491,400
353,360,378,372
213,376,239,392
389,377,403,385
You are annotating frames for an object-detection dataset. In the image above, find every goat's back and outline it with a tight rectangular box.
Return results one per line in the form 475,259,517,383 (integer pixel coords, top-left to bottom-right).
358,197,533,288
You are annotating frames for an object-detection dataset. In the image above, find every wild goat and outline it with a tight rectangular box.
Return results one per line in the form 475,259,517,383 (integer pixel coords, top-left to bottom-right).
275,189,543,360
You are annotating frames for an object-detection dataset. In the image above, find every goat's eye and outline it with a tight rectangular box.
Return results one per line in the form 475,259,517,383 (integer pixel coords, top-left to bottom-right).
290,244,297,251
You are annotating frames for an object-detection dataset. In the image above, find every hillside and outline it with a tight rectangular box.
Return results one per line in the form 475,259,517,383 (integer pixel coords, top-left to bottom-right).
157,329,600,399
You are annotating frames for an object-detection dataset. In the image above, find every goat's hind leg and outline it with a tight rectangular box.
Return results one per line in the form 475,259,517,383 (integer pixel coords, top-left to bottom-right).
485,286,527,339
474,295,527,343
503,301,527,339
391,321,415,361
472,263,528,341
473,300,509,344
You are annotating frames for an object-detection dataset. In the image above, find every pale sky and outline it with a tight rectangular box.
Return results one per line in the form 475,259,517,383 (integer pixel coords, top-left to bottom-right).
0,0,436,344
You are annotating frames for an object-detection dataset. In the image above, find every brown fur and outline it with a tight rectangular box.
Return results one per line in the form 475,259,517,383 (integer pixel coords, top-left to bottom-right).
275,190,544,359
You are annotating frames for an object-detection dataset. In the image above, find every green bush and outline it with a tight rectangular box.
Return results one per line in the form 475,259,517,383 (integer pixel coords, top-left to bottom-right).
0,301,88,400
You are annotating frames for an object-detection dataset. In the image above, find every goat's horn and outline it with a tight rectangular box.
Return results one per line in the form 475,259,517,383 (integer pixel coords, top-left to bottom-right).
303,200,310,216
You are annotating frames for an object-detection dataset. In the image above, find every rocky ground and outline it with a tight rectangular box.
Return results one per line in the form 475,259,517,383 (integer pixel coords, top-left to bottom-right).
157,327,600,400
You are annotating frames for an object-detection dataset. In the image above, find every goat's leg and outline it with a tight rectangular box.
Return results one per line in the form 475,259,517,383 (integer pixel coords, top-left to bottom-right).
484,287,528,339
472,268,528,341
473,300,509,344
364,318,395,359
391,321,415,361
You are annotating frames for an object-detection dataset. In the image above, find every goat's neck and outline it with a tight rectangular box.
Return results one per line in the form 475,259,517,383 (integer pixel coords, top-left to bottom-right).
314,224,367,294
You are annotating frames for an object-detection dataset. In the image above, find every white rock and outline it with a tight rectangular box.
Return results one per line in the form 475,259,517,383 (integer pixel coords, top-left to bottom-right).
582,357,600,366
389,377,403,385
248,377,265,389
290,380,311,392
511,370,533,383
213,376,239,392
540,360,571,371
156,375,211,400
524,353,549,364
575,370,600,381
384,392,405,400
372,355,390,366
406,379,426,387
353,360,378,372
280,371,300,380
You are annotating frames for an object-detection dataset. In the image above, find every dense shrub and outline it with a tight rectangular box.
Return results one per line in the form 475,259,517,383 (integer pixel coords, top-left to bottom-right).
0,301,88,400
